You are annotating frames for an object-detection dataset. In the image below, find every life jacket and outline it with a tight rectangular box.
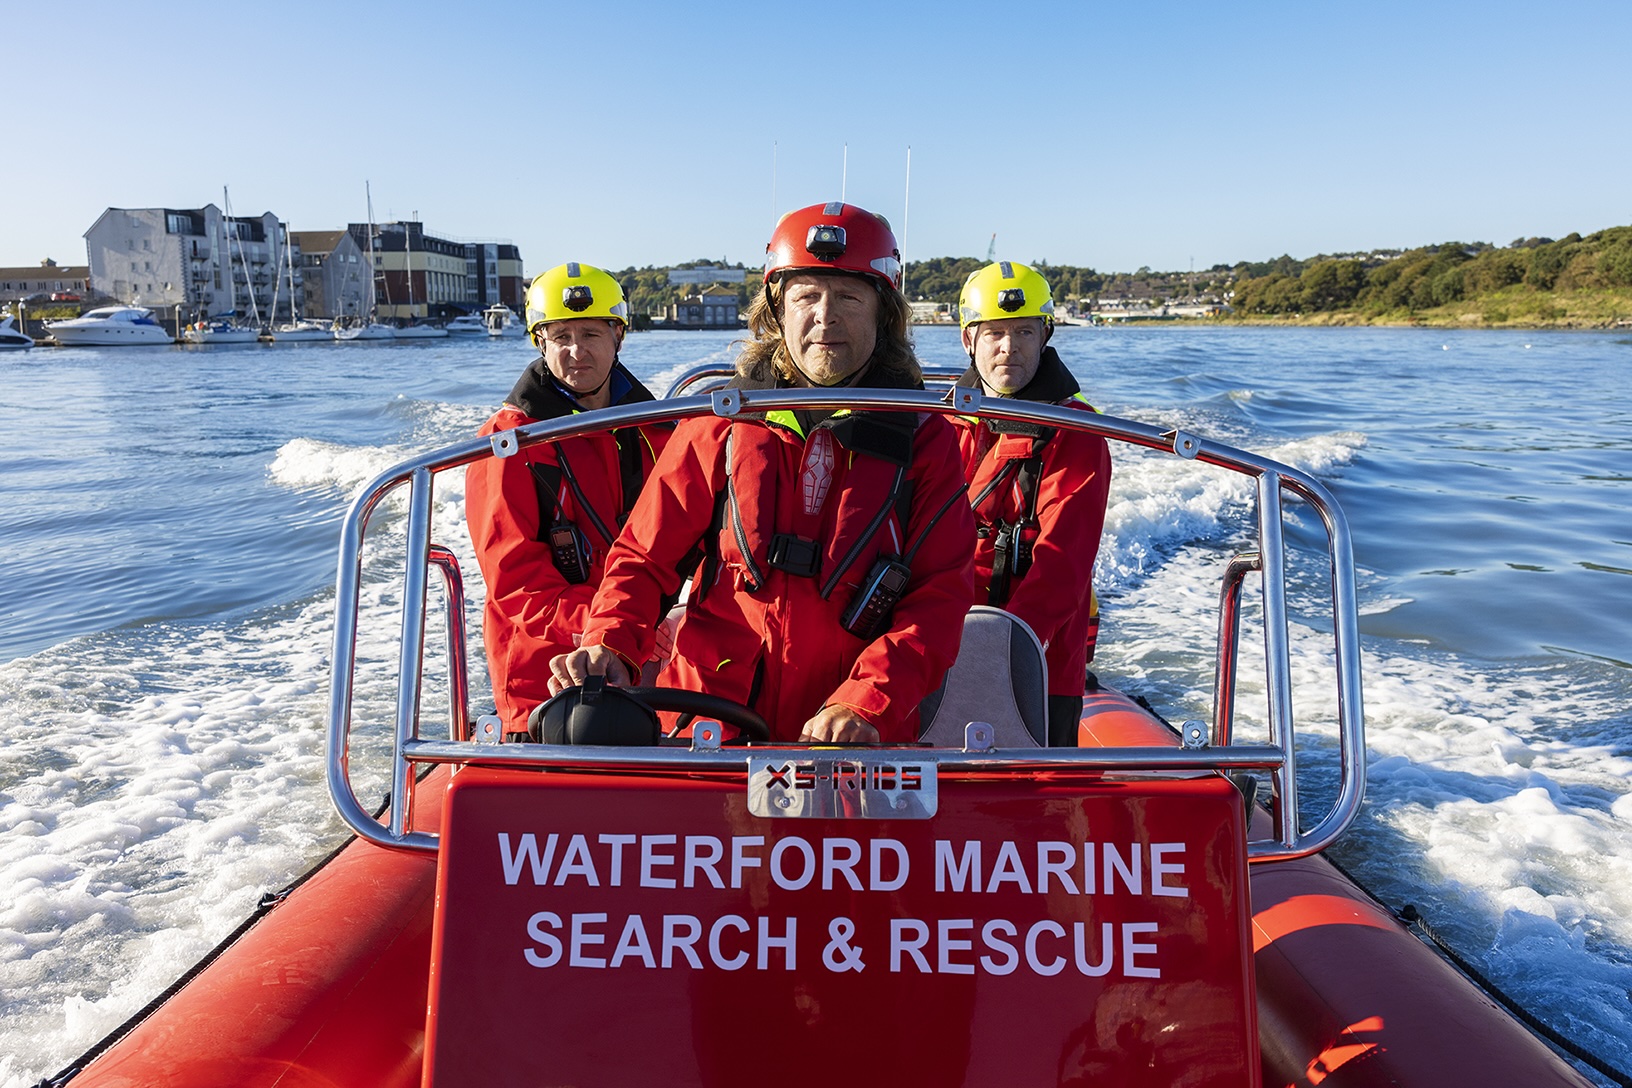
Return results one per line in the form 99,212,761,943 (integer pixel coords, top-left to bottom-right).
696,366,954,616
506,356,665,580
956,346,1103,654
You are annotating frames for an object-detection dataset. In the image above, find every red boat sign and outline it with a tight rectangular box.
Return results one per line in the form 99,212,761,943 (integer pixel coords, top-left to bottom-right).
425,764,1259,1086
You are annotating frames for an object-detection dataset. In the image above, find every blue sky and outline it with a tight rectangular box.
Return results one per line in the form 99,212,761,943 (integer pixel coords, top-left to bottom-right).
5,0,1630,275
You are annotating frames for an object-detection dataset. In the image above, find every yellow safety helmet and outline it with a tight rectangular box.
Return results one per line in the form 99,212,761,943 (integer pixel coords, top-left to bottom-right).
525,263,630,336
958,261,1055,329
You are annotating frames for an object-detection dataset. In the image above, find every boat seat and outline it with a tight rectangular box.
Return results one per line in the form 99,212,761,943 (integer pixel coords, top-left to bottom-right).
918,606,1048,748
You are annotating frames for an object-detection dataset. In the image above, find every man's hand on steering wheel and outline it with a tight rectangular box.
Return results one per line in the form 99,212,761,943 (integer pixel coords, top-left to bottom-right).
548,644,633,695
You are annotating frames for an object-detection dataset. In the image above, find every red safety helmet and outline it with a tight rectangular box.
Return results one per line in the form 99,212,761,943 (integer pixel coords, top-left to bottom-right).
763,201,903,290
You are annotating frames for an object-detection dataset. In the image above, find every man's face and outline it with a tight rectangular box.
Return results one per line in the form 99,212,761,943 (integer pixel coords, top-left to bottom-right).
963,316,1046,394
537,318,622,398
778,272,879,387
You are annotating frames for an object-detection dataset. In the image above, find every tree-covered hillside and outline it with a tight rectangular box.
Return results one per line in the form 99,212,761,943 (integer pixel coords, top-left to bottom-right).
1230,227,1632,322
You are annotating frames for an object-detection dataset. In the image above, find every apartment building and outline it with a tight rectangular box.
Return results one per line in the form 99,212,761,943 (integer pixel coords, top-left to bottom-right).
83,205,294,321
465,242,526,311
290,230,370,320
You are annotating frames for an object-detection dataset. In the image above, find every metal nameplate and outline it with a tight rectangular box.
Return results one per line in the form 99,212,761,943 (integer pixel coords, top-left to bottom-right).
746,755,938,819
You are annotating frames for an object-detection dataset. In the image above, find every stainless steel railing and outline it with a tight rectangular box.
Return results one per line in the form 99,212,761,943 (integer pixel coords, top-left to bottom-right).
327,382,1365,862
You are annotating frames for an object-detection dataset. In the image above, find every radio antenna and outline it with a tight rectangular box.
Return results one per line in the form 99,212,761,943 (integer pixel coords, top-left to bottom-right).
902,146,912,292
841,143,848,202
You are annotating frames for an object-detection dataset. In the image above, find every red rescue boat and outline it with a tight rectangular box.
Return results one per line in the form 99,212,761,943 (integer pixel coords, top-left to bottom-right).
49,373,1597,1088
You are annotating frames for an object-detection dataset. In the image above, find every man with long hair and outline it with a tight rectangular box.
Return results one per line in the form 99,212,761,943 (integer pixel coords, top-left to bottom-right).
550,202,975,743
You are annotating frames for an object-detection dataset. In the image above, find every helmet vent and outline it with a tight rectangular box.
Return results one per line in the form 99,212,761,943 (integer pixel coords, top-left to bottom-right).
566,262,581,278
1000,261,1014,279
822,201,845,216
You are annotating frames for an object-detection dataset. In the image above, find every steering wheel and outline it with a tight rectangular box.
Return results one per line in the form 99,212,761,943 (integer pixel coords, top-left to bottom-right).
621,686,772,743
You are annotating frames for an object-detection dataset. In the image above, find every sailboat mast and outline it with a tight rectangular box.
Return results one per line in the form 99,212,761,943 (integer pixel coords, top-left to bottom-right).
222,186,236,319
365,181,378,320
405,215,416,321
223,186,262,327
285,223,299,323
269,229,283,325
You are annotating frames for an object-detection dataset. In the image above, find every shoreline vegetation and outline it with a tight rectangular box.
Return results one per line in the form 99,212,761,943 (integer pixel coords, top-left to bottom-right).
609,226,1632,332
1217,226,1632,329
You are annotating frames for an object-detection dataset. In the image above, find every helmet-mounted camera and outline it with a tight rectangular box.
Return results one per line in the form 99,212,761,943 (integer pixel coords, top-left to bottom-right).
805,224,847,261
562,284,594,312
998,288,1026,313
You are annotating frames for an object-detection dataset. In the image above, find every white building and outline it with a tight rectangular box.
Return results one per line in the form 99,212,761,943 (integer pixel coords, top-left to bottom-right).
83,205,295,321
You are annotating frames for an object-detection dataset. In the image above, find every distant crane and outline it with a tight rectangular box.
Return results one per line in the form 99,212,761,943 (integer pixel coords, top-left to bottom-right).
986,233,997,262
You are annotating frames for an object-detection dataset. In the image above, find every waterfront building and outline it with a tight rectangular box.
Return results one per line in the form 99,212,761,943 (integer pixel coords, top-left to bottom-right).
291,230,370,320
664,283,740,328
348,222,522,322
667,263,748,287
83,205,290,320
0,260,90,304
909,300,955,324
465,242,526,312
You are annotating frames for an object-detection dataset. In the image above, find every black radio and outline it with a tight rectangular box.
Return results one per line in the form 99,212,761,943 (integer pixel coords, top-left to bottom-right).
839,557,911,640
548,521,592,584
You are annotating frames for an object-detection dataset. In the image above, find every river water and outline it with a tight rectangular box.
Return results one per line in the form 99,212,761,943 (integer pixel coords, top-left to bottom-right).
1,326,1628,1083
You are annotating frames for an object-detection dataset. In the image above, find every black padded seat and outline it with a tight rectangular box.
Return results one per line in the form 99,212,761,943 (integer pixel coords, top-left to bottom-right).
918,606,1049,748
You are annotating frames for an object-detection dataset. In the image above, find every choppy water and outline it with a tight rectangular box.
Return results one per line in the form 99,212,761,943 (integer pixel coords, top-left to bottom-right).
1,326,1629,1083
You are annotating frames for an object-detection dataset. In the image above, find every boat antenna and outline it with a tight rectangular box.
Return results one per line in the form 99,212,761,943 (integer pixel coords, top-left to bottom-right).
841,143,848,202
901,145,911,296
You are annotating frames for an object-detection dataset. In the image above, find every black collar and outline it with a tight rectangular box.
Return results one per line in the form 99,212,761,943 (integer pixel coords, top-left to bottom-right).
506,357,655,420
954,344,1080,404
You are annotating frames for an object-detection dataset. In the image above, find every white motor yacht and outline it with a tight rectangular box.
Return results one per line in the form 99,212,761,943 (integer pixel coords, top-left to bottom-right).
484,304,525,337
0,313,34,349
181,320,260,345
46,307,172,346
445,313,487,334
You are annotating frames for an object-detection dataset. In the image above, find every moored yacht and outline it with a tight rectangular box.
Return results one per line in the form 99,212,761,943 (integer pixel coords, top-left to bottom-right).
181,318,260,345
269,319,334,343
334,320,396,342
45,306,172,346
445,313,487,334
483,303,525,337
0,313,34,349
